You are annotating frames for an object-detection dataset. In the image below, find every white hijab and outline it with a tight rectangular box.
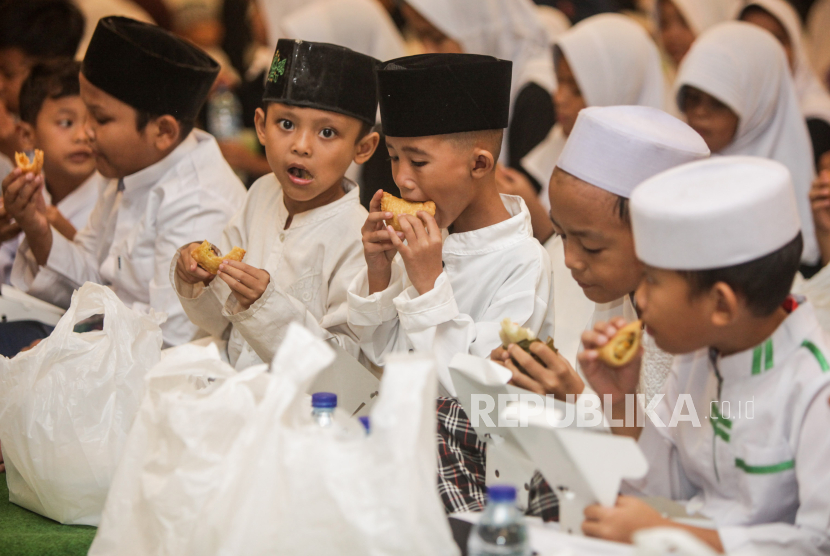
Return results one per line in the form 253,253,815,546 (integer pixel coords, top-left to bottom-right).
658,0,739,36
404,0,556,107
280,0,405,63
522,13,664,204
675,21,818,263
740,0,830,126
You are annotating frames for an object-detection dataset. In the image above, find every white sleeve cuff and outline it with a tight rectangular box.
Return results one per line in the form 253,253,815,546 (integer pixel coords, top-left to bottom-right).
393,271,459,332
347,264,404,326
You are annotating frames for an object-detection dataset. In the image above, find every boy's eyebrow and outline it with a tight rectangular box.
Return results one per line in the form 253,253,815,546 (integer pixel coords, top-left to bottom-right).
549,214,600,239
401,145,429,156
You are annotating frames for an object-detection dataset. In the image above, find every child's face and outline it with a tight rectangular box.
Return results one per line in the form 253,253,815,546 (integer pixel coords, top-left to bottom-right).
28,95,95,185
635,266,715,355
658,0,695,67
255,103,378,203
741,9,795,71
0,47,34,114
682,86,739,153
553,55,586,137
385,135,486,230
79,74,166,179
548,170,644,303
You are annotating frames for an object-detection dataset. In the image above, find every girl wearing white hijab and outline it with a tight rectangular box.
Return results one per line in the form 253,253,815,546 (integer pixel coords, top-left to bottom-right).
400,0,556,169
514,14,665,375
654,0,739,67
675,21,819,265
280,0,406,63
739,0,830,172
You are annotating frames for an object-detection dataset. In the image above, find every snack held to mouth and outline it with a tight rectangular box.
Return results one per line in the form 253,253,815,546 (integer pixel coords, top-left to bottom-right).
15,149,44,174
598,320,642,367
190,240,246,274
380,192,436,232
499,318,557,374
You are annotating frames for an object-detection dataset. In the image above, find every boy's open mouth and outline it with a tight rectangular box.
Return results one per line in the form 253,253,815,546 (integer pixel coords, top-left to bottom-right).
287,165,313,182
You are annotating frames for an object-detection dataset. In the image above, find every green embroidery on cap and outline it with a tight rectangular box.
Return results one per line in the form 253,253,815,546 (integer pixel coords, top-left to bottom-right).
267,52,287,83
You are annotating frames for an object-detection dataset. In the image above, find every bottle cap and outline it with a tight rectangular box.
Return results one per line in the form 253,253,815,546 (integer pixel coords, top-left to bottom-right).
487,485,517,503
358,416,370,433
311,392,337,409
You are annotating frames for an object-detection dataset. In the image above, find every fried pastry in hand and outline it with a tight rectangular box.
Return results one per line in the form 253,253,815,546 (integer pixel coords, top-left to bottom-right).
190,240,246,274
598,320,642,367
15,149,44,174
380,192,436,232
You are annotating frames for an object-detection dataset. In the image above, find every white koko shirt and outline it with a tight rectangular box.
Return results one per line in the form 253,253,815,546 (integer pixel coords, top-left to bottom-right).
624,299,830,554
347,194,552,396
172,175,367,370
12,130,246,346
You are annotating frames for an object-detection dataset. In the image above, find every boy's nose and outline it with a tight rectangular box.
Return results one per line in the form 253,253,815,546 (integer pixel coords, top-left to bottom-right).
291,132,312,156
562,241,585,272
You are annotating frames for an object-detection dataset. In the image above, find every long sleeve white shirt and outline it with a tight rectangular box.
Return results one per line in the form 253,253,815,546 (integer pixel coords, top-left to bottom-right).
11,131,246,346
171,175,367,370
624,299,830,555
347,194,552,396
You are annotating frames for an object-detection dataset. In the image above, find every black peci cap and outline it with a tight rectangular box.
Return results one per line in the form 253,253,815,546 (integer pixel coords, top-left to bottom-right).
263,39,378,125
82,16,219,120
377,53,512,138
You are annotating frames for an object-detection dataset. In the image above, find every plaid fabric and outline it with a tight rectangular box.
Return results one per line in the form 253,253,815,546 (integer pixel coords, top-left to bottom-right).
525,470,559,522
436,397,487,513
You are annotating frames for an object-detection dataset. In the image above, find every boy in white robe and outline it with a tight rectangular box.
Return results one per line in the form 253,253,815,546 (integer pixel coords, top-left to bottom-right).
173,40,379,368
2,17,245,347
581,157,830,554
347,53,551,512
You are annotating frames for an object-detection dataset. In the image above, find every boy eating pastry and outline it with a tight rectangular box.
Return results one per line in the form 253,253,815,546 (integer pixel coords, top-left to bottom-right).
2,17,245,346
582,157,830,553
347,53,552,512
173,40,379,368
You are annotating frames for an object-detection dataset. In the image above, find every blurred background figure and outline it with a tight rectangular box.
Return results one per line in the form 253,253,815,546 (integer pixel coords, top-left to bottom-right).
74,0,156,56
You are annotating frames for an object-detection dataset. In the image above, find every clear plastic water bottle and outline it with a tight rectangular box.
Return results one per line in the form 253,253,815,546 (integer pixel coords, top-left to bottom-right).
207,85,242,141
467,485,530,556
311,392,337,428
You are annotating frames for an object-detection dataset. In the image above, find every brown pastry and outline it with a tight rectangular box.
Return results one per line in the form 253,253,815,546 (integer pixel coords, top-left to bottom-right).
380,192,436,232
190,240,246,274
598,320,643,367
15,149,44,174
499,318,557,375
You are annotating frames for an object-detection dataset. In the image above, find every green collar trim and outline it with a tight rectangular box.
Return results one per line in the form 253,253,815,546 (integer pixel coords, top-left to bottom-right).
751,339,774,375
802,340,830,372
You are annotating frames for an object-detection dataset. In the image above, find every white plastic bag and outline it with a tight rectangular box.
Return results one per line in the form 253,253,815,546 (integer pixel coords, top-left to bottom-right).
0,282,165,525
91,323,459,556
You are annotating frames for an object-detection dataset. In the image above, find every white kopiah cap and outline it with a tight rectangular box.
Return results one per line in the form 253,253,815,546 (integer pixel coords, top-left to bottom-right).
556,106,710,198
630,156,802,270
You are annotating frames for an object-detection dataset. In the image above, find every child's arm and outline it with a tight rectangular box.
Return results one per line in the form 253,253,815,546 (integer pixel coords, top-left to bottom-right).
491,342,585,400
170,242,232,341
0,198,21,243
44,205,78,241
583,496,725,552
362,189,404,294
809,170,830,267
579,317,644,439
220,252,366,363
2,169,51,264
8,174,110,309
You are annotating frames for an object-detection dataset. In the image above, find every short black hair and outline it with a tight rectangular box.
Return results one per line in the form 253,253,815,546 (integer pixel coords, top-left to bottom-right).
614,196,630,222
135,111,196,142
18,59,81,125
0,0,84,59
679,233,803,317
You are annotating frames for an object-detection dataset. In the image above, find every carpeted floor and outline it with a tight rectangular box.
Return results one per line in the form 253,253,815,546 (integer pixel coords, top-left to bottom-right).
0,472,97,555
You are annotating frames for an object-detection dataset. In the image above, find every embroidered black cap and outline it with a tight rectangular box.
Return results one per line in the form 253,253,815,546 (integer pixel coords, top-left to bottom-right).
82,16,219,120
263,39,379,125
377,53,512,137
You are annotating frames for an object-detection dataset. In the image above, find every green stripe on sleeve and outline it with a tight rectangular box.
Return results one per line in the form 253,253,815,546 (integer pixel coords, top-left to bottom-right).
735,458,794,474
764,339,774,371
802,340,830,372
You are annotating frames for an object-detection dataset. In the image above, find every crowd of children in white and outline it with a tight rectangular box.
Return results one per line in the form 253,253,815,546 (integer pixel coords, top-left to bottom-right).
2,0,830,554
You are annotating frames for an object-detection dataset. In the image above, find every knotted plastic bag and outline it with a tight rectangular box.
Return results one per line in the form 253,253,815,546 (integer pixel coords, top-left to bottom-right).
0,282,165,525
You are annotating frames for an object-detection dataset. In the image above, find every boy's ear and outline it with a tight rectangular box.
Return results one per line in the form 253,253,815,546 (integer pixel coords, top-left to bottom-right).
254,107,267,146
354,131,380,165
470,147,495,178
149,115,181,152
709,282,740,328
16,121,36,152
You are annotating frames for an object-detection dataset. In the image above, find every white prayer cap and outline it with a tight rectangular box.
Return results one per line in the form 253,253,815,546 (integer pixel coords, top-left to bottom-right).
630,157,802,270
556,106,710,198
